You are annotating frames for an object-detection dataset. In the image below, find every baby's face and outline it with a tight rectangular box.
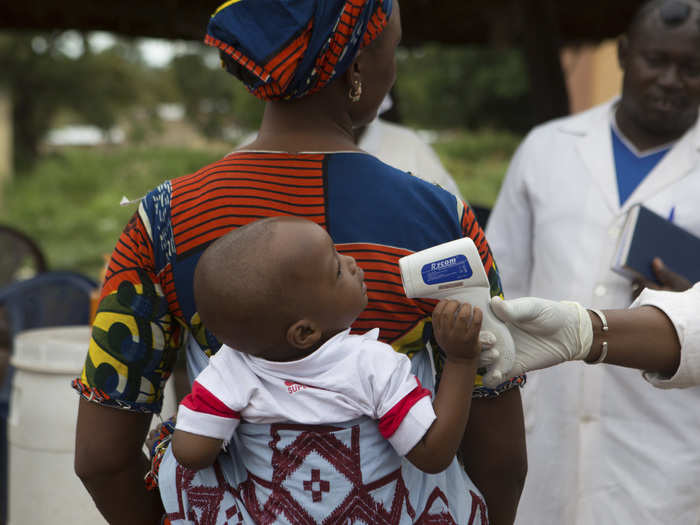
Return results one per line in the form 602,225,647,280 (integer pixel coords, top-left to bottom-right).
291,223,368,333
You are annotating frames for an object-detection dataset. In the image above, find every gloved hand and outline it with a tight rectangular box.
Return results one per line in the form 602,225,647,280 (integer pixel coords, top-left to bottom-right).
476,310,515,388
485,296,593,377
434,326,508,389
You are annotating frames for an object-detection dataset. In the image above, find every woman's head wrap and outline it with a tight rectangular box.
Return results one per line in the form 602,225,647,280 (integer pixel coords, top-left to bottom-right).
205,0,393,100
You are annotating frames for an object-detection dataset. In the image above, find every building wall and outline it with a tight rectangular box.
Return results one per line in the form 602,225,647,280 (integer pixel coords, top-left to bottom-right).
562,39,623,114
0,88,11,184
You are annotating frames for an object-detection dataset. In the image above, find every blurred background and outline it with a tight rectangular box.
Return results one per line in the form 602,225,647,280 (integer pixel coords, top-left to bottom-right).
0,1,634,279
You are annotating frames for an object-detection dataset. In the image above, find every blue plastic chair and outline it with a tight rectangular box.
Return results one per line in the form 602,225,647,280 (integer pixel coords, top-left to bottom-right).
0,271,97,336
0,225,47,288
0,271,97,524
0,225,48,352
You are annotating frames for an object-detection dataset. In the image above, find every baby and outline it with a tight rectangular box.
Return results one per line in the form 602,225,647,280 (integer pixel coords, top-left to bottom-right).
172,216,483,474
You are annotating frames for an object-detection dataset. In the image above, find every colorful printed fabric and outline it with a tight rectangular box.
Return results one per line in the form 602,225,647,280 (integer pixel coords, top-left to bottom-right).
161,393,488,525
73,151,521,414
145,417,176,492
157,330,489,524
204,0,392,99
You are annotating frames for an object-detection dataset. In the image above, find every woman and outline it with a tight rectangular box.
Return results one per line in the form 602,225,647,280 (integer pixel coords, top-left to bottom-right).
73,1,525,524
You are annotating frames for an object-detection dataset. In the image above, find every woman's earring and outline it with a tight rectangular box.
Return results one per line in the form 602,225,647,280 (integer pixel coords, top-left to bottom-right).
348,79,362,103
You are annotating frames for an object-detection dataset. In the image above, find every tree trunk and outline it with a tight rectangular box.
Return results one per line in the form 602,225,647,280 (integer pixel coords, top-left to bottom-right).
0,88,12,186
519,0,570,124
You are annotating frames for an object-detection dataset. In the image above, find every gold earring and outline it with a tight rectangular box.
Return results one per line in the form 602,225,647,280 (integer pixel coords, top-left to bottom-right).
349,79,362,103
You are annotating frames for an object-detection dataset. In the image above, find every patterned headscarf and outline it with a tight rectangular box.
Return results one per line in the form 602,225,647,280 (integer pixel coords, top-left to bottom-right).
205,0,393,100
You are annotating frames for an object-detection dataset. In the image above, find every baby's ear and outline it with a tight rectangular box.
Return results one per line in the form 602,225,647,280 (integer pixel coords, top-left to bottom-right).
287,319,322,350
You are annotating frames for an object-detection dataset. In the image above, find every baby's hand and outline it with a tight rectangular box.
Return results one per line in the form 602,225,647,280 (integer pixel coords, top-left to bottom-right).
432,300,483,363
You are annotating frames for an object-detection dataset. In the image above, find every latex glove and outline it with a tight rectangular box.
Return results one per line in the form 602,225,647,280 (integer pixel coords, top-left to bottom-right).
477,331,498,367
488,296,593,377
476,310,515,388
433,318,512,389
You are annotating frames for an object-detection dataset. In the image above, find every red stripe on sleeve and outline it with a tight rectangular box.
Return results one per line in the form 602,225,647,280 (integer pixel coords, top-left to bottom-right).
378,379,432,439
180,381,241,420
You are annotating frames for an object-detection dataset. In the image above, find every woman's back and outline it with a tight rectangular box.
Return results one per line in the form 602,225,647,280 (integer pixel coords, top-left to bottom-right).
106,151,501,372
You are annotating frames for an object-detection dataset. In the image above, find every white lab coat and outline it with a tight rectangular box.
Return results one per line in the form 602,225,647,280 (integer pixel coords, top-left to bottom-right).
636,284,700,391
358,119,465,200
486,99,700,525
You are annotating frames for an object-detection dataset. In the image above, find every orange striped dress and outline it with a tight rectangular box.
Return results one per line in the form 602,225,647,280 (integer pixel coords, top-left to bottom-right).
73,151,519,413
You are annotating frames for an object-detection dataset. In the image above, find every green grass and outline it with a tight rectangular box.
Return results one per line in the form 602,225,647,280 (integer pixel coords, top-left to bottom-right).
0,131,521,278
432,129,521,208
1,146,230,278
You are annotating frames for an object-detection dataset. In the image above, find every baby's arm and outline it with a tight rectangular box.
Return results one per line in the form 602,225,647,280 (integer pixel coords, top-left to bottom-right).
170,364,242,471
405,299,481,473
172,430,224,471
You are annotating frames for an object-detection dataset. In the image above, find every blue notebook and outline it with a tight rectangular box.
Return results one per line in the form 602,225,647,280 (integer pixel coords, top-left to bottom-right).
613,205,700,283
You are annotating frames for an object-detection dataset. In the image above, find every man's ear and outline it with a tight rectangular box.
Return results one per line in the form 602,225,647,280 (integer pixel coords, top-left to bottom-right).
617,35,629,71
287,319,322,350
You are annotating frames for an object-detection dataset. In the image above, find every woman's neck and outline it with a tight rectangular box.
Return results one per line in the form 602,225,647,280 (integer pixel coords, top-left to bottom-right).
247,92,362,153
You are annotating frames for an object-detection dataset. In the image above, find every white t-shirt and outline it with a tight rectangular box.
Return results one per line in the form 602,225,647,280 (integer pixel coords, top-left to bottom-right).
634,284,700,389
176,328,436,456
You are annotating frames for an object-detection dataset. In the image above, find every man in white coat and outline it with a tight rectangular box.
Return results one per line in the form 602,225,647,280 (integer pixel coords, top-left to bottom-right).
485,1,700,523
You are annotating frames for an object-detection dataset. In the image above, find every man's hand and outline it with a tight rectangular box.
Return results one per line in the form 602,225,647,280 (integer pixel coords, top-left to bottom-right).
632,257,692,300
489,296,593,376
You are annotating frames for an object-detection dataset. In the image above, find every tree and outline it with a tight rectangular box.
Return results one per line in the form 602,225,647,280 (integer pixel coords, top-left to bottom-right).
170,52,264,138
396,44,533,132
0,31,144,171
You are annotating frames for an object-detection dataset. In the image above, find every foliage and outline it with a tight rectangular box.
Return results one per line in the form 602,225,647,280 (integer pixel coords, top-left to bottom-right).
170,52,264,136
396,44,533,132
432,129,521,207
0,146,229,277
0,32,154,170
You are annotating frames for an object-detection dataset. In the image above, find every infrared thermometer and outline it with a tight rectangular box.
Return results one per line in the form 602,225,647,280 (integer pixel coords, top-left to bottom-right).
398,238,514,387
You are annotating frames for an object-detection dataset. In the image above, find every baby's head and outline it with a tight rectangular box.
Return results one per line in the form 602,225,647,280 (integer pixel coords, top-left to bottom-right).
193,217,367,361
